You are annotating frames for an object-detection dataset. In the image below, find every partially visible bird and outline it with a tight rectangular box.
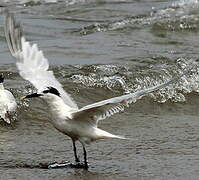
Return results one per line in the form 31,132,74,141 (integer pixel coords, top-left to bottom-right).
0,74,17,124
5,12,198,169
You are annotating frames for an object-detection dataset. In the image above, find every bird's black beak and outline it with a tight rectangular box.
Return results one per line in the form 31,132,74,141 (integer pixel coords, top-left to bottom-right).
21,93,43,100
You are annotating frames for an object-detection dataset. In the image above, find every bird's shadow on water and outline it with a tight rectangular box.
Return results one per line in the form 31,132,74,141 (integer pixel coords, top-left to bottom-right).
0,160,119,173
0,161,87,169
0,162,117,180
0,161,117,178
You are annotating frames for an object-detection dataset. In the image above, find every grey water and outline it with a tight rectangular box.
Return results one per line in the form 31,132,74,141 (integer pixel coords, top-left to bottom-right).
1,0,199,179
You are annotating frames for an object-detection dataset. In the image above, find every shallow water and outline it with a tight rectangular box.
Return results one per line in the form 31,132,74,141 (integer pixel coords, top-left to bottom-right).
0,0,199,179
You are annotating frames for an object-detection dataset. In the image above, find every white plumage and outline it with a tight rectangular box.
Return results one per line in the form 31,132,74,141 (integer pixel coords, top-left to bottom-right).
5,12,198,169
0,75,17,124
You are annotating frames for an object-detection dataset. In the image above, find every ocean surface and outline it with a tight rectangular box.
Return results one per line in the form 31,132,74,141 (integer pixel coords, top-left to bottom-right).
0,0,199,179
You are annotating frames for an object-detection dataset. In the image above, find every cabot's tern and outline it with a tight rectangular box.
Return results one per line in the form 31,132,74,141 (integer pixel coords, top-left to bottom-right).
0,74,17,124
5,13,198,169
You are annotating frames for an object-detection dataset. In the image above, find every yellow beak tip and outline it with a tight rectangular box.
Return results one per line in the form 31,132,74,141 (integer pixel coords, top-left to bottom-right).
20,96,26,100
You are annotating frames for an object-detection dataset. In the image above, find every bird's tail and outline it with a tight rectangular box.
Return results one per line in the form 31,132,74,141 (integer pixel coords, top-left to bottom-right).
95,128,128,140
0,74,4,83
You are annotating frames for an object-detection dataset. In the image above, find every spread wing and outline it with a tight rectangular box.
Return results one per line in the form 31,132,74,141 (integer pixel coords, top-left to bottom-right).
5,13,78,109
72,62,197,126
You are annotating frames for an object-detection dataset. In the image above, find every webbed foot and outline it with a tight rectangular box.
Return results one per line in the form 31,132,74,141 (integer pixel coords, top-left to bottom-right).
70,162,88,169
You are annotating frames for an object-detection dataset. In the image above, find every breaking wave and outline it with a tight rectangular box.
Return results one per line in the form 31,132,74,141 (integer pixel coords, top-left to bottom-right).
80,0,199,34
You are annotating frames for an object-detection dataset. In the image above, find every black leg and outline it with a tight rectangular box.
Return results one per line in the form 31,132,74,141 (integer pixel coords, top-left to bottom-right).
48,141,88,169
72,140,80,163
83,145,88,170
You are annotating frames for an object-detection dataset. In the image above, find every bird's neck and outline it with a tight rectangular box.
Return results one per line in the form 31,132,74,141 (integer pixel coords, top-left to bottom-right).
0,83,4,90
46,97,72,119
44,97,73,133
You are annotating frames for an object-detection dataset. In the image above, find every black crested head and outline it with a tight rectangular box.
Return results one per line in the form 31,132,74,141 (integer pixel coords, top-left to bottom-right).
0,74,4,83
43,87,61,97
